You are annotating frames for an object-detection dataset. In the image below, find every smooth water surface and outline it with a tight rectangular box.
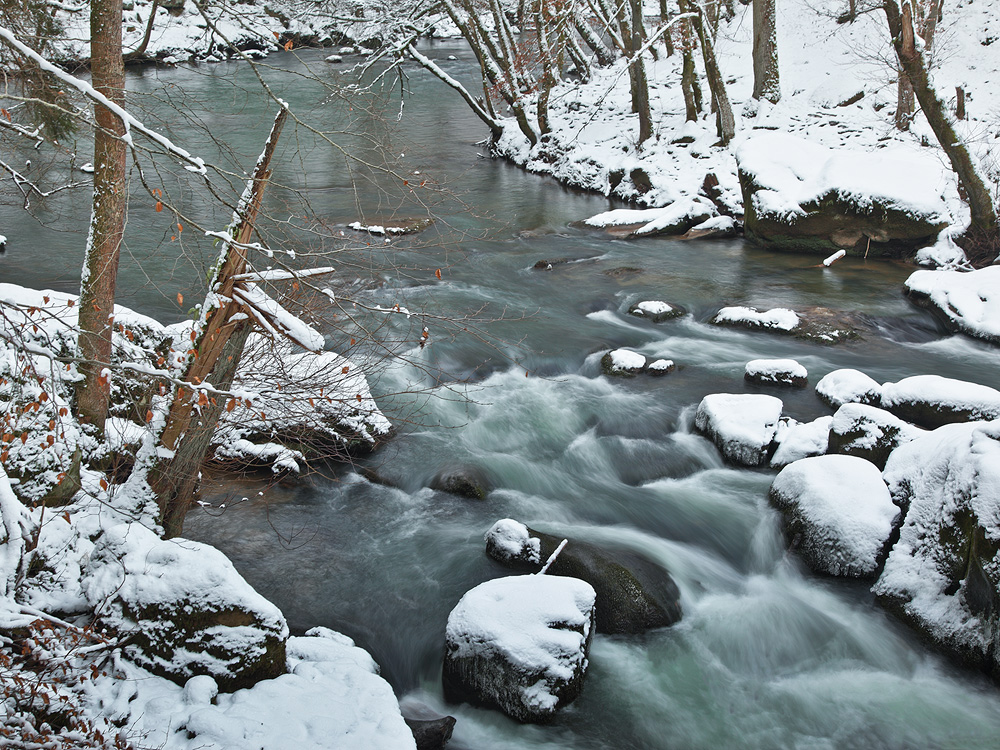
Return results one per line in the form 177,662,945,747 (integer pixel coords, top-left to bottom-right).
4,42,1000,750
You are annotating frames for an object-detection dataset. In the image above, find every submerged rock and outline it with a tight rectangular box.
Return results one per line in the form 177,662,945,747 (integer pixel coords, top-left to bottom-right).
695,393,783,467
769,455,899,578
874,421,1000,676
744,358,808,388
827,403,924,469
443,575,596,723
879,375,1000,429
431,465,492,500
83,523,288,692
484,520,683,634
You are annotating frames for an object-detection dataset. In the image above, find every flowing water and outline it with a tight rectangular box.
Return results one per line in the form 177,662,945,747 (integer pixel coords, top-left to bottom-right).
4,42,1000,749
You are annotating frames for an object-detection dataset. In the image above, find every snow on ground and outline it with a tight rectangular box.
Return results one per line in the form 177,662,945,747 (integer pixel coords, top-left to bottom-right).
770,454,899,577
694,393,783,466
905,266,1000,344
82,628,415,750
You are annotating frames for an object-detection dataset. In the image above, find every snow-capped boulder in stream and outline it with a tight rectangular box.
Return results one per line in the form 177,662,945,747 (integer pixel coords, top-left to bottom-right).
82,523,288,692
695,393,783,466
744,358,808,388
601,348,647,376
827,403,924,469
443,575,596,723
769,455,899,578
485,520,683,634
737,133,950,256
815,368,883,408
874,421,1000,675
628,300,686,323
879,375,1000,429
905,266,1000,346
770,416,832,468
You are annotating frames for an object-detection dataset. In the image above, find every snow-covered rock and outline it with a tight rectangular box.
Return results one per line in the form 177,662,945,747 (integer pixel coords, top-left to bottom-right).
443,574,596,723
905,266,1000,345
769,455,899,578
601,348,647,376
737,133,950,256
815,368,883,408
647,358,676,375
744,358,808,388
485,524,683,634
880,375,1000,429
770,416,832,468
875,421,1000,674
83,523,288,691
828,403,924,469
712,306,800,333
627,300,685,323
694,393,783,466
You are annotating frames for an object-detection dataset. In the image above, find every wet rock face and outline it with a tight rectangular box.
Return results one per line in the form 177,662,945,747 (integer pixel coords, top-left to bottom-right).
443,575,596,723
874,422,1000,676
404,716,457,750
484,520,683,634
431,465,492,500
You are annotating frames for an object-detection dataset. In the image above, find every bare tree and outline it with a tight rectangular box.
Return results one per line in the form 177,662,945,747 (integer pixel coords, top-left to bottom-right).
752,0,779,103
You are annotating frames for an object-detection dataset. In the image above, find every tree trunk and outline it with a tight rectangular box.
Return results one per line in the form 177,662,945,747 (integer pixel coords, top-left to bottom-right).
752,0,780,103
883,0,998,262
895,71,915,130
689,1,735,144
77,0,127,433
151,109,287,537
680,19,702,120
629,0,653,144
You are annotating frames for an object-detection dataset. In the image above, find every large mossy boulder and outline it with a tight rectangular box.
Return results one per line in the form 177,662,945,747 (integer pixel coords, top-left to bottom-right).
736,133,949,256
443,575,596,723
769,455,900,578
874,422,1000,676
827,403,924,470
879,375,1000,429
484,520,682,634
83,523,288,692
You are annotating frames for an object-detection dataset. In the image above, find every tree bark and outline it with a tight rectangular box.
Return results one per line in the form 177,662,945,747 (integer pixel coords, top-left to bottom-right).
77,0,127,433
687,1,735,144
752,0,780,103
680,19,701,120
629,0,653,144
883,0,998,261
152,109,286,537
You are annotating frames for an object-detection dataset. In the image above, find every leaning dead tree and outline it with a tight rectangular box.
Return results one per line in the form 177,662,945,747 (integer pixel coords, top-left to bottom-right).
882,0,999,264
149,107,335,537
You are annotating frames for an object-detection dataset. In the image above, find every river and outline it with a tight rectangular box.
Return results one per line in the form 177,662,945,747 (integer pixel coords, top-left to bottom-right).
3,41,1000,750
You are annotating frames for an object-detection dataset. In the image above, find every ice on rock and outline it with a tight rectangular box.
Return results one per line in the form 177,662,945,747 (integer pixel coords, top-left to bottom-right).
694,393,783,466
816,368,883,408
443,574,596,722
769,455,899,578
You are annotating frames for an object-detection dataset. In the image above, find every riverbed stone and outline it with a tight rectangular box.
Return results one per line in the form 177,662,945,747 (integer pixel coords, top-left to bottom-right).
82,523,288,692
628,300,686,323
431,465,492,499
744,358,808,388
879,375,1000,429
484,520,683,634
769,455,899,578
601,348,646,376
827,403,924,469
875,421,1000,676
443,574,595,723
694,393,783,467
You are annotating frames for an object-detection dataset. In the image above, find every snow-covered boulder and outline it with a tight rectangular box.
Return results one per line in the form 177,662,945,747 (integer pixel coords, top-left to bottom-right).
880,375,1000,429
83,523,288,691
827,403,924,469
712,306,799,333
600,348,647,376
647,358,676,375
694,393,783,466
737,133,949,256
905,266,1000,345
770,416,832,468
744,358,808,388
627,300,685,323
769,455,899,578
815,368,883,408
485,522,682,634
875,421,1000,674
443,575,596,723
